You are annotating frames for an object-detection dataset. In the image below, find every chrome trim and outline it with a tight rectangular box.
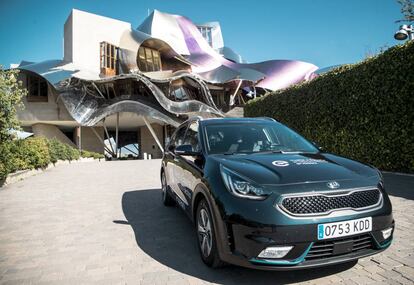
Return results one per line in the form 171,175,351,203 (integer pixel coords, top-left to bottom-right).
276,187,383,218
256,117,277,122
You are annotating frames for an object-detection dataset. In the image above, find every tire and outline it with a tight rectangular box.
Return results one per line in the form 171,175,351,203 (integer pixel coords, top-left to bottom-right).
196,199,224,268
161,172,175,206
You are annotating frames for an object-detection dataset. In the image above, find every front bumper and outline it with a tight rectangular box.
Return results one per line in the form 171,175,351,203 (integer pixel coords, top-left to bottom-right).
214,210,394,270
206,176,394,270
248,245,390,270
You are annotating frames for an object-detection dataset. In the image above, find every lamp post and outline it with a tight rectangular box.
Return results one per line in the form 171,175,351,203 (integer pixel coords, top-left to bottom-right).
394,24,414,41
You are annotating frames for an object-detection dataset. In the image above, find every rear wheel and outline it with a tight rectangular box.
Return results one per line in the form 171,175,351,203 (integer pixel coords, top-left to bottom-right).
161,172,175,206
196,199,224,268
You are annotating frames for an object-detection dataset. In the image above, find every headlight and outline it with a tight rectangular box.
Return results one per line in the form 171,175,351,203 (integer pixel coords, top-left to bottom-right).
220,165,270,200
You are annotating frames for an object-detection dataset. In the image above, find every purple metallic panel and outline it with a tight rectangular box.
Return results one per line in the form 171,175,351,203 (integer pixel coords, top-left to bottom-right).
173,15,318,90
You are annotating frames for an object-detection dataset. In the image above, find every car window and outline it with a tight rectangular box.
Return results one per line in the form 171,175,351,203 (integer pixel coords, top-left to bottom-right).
205,122,318,154
184,121,200,152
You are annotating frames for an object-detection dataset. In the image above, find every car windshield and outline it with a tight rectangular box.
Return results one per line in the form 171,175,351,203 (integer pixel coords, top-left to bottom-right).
204,122,318,155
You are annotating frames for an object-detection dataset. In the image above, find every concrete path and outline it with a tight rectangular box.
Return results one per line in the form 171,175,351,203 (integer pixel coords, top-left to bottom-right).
0,160,413,285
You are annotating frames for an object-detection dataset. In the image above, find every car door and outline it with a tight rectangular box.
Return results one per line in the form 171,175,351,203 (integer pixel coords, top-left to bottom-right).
177,120,204,209
165,124,188,207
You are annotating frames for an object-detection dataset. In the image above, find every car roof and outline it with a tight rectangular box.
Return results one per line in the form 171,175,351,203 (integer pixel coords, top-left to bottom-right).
195,117,278,126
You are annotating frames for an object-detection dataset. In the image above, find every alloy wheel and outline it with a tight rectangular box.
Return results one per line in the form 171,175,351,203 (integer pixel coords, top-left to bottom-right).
198,208,212,257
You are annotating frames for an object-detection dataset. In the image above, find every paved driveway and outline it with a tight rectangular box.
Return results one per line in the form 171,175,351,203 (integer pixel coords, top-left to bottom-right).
0,160,413,285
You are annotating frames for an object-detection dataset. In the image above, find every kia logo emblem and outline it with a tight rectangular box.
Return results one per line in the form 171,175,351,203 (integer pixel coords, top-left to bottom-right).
327,181,340,189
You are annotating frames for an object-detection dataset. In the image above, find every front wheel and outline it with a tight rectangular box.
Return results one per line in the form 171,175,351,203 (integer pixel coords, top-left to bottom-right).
196,199,224,268
161,172,175,206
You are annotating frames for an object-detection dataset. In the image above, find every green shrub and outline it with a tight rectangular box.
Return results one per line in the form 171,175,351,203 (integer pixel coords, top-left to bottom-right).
0,161,6,181
0,68,27,143
245,41,414,173
0,143,14,180
67,145,80,161
0,137,90,182
0,142,25,179
81,150,104,159
17,137,51,169
0,143,12,179
0,67,27,181
80,150,93,158
94,153,105,159
47,138,81,162
47,138,65,163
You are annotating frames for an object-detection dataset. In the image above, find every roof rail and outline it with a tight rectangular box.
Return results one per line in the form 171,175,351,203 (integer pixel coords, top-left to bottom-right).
256,117,277,122
186,116,204,122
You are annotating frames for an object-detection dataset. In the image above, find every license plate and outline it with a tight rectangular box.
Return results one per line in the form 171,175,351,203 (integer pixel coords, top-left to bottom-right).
317,217,372,240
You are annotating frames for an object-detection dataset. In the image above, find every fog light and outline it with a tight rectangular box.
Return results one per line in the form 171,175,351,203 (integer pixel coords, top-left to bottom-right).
382,227,393,240
258,246,293,259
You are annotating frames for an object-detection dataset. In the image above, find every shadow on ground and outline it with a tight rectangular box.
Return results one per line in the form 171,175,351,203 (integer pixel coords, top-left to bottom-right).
121,189,356,285
383,172,414,200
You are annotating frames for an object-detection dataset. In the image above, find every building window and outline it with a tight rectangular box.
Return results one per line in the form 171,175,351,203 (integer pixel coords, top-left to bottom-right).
170,86,200,102
212,90,226,109
100,42,118,76
137,46,162,72
115,80,131,97
171,87,189,101
27,75,48,102
197,26,212,47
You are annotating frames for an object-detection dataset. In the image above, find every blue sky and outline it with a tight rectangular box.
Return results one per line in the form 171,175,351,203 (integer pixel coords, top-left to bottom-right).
0,0,405,69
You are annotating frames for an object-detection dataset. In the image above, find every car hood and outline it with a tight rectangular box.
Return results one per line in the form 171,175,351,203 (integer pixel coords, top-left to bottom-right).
210,152,380,192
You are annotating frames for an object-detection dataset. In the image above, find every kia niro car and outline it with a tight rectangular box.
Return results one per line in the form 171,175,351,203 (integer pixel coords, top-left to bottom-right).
160,117,393,270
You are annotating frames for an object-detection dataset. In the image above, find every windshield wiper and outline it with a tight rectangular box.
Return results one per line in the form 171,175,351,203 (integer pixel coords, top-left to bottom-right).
223,150,316,155
223,151,250,155
283,150,319,154
242,150,282,154
256,150,317,154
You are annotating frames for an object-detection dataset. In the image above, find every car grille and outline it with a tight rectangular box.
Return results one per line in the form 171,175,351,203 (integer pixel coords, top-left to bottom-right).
305,234,374,261
280,189,381,216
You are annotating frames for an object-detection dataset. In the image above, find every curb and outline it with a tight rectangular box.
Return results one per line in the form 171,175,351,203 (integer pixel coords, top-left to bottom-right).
1,158,103,187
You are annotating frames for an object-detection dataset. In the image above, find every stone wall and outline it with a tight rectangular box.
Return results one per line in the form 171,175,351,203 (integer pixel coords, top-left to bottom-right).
75,127,104,154
32,123,76,147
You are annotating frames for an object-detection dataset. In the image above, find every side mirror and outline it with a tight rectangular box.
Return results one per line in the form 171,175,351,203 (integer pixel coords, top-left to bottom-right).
175,144,201,156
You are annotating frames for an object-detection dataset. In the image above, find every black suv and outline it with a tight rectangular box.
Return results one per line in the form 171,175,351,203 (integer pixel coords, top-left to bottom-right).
160,117,393,270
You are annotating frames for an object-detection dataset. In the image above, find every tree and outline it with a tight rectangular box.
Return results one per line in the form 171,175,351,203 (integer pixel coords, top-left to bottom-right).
0,67,27,181
0,67,27,143
396,0,414,22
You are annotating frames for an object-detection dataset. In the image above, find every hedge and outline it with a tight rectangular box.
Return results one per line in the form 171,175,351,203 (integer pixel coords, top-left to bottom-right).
81,150,105,160
48,138,80,163
0,137,104,181
245,41,414,173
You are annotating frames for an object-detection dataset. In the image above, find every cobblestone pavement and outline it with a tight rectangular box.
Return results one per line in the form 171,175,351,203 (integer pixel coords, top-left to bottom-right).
0,160,413,285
